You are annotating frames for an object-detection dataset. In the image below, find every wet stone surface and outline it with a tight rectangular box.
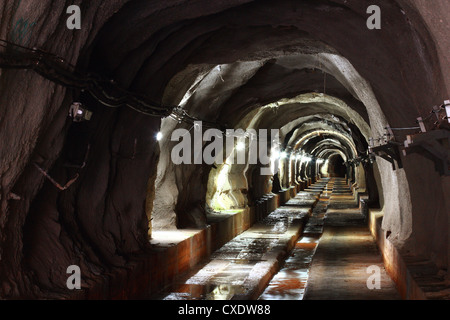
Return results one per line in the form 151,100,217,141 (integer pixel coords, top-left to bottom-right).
156,181,327,300
303,178,401,300
259,179,331,300
155,178,401,300
259,235,320,300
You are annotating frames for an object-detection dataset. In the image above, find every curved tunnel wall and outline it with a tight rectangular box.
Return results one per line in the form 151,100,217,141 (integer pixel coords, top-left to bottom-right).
0,0,448,298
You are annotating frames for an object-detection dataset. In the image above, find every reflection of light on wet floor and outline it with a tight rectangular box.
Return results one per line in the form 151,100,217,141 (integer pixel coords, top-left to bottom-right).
296,236,319,249
258,276,308,300
160,179,333,301
259,236,320,300
258,179,333,301
164,283,248,300
206,284,247,300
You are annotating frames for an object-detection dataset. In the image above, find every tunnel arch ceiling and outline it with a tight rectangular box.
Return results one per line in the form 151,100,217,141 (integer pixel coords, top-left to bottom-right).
134,1,447,272
1,0,449,299
156,53,377,221
87,0,447,266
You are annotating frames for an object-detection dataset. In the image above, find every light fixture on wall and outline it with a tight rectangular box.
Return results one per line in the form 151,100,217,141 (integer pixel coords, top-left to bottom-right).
69,102,93,122
445,100,450,123
156,132,163,141
271,149,280,160
236,142,245,151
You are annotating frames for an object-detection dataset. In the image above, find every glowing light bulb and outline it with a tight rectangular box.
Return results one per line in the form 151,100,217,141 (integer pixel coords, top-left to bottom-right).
445,100,450,123
236,142,245,151
271,149,280,160
156,132,163,141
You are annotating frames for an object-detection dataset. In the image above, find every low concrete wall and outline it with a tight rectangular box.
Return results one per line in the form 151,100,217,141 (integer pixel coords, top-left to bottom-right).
368,208,427,299
349,181,427,300
277,187,295,206
67,190,293,299
70,180,347,300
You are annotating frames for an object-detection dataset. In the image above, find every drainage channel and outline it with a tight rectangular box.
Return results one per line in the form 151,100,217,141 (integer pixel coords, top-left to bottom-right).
258,178,333,300
154,179,330,300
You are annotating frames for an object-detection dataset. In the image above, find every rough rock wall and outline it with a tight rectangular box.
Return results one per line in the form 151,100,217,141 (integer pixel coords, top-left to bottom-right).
0,0,448,299
0,0,140,298
91,0,449,274
399,0,450,274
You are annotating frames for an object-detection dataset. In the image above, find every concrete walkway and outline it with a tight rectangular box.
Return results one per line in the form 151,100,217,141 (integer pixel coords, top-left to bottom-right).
155,177,401,300
259,180,330,300
157,181,327,300
303,178,401,300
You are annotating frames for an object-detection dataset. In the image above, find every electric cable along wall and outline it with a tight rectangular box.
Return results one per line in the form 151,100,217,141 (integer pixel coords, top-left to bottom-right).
1,38,449,187
0,39,227,189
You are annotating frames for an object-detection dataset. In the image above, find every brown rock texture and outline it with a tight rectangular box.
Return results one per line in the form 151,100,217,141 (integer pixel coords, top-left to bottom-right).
0,0,448,299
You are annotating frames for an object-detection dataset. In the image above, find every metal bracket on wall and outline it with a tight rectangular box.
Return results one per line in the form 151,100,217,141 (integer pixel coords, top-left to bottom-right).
402,129,450,176
370,141,404,171
346,153,375,167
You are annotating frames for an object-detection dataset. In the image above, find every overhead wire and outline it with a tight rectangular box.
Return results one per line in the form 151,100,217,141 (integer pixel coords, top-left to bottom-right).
0,39,233,190
0,38,233,129
0,39,174,117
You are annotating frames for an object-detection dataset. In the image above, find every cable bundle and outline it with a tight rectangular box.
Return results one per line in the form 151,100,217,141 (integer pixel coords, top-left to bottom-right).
0,39,174,118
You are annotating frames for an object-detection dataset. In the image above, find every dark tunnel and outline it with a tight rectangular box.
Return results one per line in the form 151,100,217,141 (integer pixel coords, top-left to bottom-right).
0,0,449,302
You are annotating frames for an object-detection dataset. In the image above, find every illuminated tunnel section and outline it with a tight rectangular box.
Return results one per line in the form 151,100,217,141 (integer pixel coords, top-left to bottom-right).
197,91,369,219
0,0,448,301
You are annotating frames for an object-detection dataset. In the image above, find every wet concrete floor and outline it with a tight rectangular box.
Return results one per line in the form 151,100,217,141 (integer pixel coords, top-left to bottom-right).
155,178,401,300
303,180,401,300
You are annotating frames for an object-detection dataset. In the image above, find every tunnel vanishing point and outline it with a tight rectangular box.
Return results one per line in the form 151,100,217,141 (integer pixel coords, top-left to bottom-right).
0,0,449,300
